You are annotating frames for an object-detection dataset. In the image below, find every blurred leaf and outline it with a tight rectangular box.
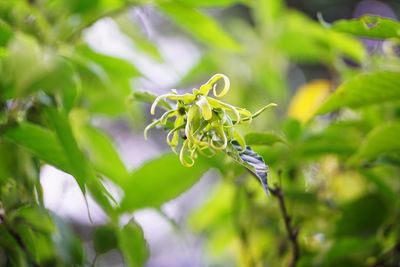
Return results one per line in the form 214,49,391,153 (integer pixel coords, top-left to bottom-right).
332,15,400,39
114,14,162,61
132,91,172,110
45,108,89,192
254,0,284,29
318,72,400,114
118,220,149,267
0,19,13,46
0,34,59,99
72,46,138,116
283,118,302,142
288,80,331,123
3,122,71,172
93,225,118,255
278,11,365,63
226,141,269,193
8,206,55,234
335,193,389,237
158,2,240,51
70,109,129,184
120,153,209,211
324,237,376,266
297,122,363,158
78,45,139,78
245,132,286,146
350,122,400,165
175,0,246,7
45,108,115,212
52,215,85,265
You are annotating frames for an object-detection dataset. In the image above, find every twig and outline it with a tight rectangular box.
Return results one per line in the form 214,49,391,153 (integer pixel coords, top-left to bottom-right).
269,186,300,267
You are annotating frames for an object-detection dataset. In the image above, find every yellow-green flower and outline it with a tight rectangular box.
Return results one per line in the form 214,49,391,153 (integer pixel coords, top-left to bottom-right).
144,74,276,167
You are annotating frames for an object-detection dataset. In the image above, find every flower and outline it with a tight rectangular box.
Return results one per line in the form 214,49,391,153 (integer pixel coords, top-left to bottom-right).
144,74,276,167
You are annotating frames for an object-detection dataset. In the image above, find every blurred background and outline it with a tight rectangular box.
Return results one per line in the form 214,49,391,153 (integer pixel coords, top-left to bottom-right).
1,0,400,266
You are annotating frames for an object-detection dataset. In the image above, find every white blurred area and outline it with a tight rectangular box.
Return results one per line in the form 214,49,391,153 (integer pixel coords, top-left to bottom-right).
40,6,215,267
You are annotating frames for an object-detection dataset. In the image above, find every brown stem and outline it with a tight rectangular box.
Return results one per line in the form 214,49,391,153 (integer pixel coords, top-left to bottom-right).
270,186,300,267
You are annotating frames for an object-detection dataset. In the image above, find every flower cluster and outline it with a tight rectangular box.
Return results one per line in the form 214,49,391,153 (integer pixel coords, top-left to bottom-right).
145,74,276,167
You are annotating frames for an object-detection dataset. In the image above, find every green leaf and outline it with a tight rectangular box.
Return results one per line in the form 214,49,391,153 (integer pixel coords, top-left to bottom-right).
245,132,286,146
0,19,13,46
175,0,246,7
45,108,89,191
226,141,269,194
318,71,400,114
278,11,365,63
332,15,400,39
3,122,71,173
131,91,172,110
93,225,118,255
158,2,240,51
120,153,209,211
76,124,129,184
52,215,85,265
45,108,115,213
350,122,400,165
335,193,389,237
118,220,149,267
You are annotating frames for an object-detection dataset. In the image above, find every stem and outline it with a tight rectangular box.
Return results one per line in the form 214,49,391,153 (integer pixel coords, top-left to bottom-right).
269,186,300,267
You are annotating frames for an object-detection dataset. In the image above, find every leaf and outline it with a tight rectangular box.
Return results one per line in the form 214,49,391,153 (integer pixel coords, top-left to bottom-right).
120,153,209,211
245,132,286,146
318,71,400,114
226,141,269,194
70,110,129,184
118,220,149,267
45,108,90,192
0,19,13,46
335,193,389,237
3,122,71,173
332,15,400,39
45,108,115,214
131,91,172,110
93,225,118,255
278,11,365,63
158,2,240,51
52,215,85,265
349,122,400,165
175,0,246,7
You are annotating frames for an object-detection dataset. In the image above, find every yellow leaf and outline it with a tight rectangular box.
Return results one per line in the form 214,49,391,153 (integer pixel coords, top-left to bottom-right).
288,80,331,123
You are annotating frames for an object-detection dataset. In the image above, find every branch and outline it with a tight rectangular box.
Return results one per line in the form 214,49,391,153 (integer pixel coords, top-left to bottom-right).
269,186,300,267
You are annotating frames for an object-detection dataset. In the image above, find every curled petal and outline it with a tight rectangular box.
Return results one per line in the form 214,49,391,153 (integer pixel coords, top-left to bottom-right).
199,73,230,97
150,94,175,115
144,119,161,140
233,129,246,152
210,125,228,150
179,139,195,167
160,110,177,124
196,95,213,121
185,105,198,144
207,97,240,124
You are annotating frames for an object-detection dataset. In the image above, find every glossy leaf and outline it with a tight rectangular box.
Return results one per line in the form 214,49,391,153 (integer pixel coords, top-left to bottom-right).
120,153,209,211
318,71,400,114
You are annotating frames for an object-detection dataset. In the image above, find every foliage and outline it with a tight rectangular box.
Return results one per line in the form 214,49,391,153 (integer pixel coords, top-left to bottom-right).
0,0,400,267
